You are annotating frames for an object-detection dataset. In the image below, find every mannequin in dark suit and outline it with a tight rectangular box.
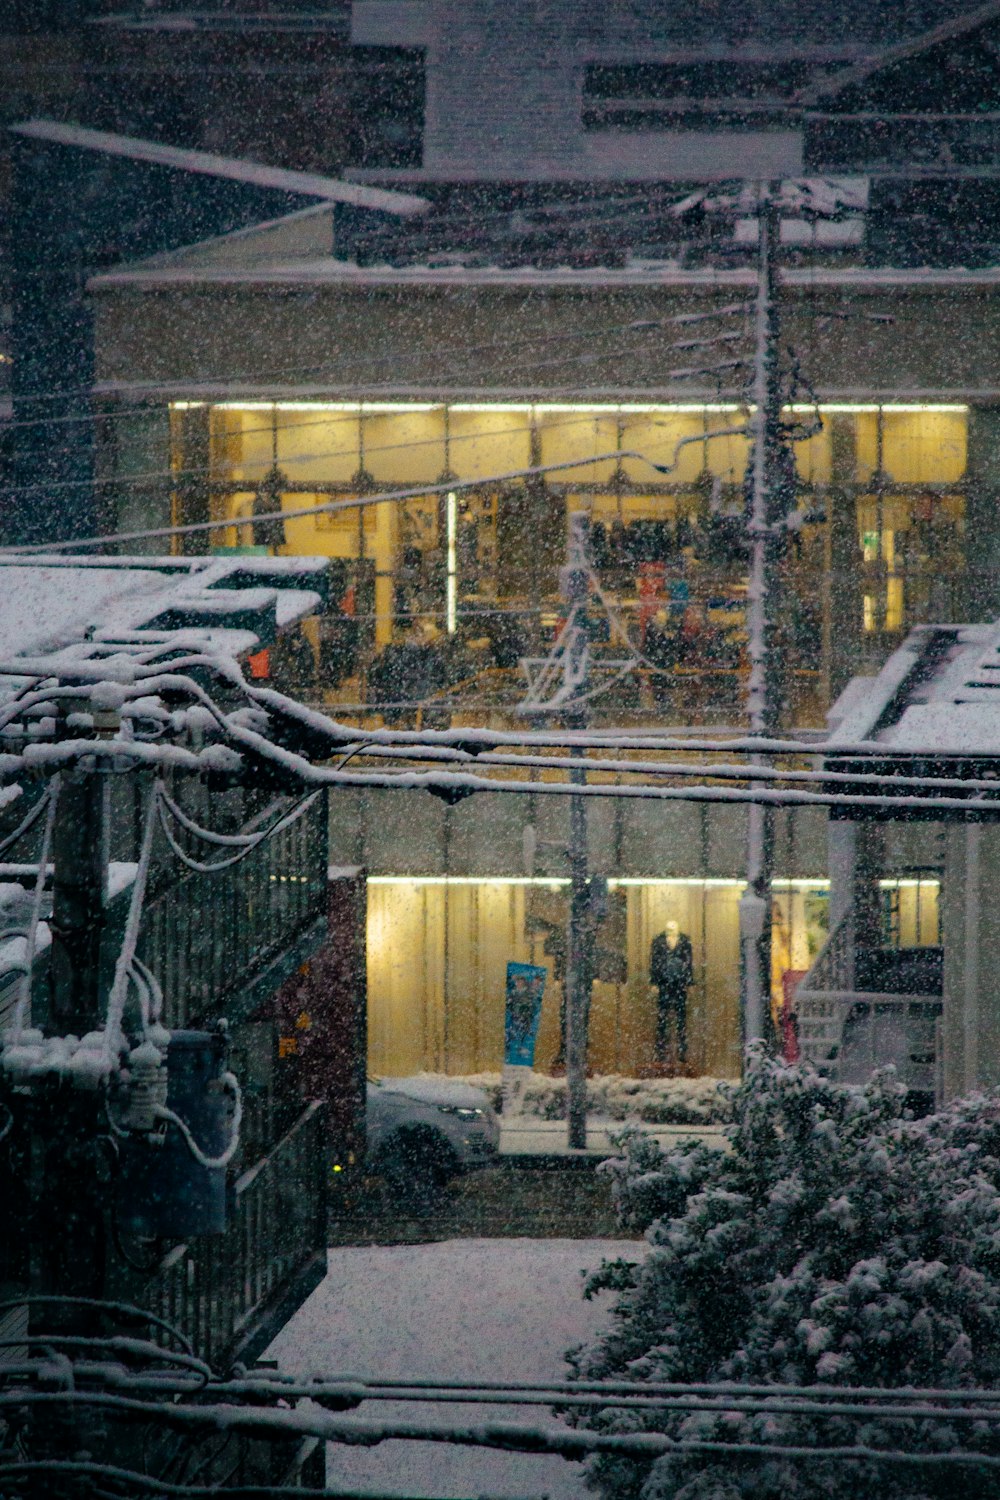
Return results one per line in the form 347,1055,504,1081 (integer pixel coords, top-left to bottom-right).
650,920,694,1064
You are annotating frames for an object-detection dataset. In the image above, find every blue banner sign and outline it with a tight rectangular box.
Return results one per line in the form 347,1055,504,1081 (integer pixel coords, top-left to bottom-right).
503,961,548,1067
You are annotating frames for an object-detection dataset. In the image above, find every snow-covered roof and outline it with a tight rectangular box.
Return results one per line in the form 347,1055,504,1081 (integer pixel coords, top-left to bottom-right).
796,0,1000,103
89,255,1000,293
829,621,1000,757
0,553,328,701
351,0,988,59
96,8,350,32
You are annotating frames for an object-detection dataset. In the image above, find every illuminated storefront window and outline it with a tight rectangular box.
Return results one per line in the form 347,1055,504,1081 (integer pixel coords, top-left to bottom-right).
853,406,968,637
168,400,969,717
363,876,939,1081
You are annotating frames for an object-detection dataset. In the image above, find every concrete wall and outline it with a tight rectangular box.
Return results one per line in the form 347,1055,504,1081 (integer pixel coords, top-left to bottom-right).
941,822,1000,1096
328,786,829,878
91,279,1000,401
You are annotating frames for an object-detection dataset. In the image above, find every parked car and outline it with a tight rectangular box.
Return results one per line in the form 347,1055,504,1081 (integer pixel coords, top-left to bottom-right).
366,1075,500,1196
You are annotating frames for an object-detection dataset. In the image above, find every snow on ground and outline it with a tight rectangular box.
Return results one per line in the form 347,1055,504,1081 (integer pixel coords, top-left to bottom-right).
438,1070,732,1125
267,1237,643,1499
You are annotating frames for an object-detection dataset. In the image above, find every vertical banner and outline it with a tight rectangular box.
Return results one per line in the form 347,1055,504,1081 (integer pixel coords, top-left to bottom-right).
502,961,547,1115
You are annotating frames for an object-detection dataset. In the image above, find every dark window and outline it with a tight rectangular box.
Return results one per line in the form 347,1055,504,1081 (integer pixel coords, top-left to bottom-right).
583,60,811,130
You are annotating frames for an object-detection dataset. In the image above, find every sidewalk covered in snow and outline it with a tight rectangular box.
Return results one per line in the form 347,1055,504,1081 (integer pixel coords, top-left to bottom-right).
266,1237,643,1499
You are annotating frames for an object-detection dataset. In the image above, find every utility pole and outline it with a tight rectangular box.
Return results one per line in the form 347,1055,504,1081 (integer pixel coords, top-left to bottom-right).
31,761,112,1341
740,184,785,1046
519,509,596,1149
562,512,592,1150
48,769,110,1035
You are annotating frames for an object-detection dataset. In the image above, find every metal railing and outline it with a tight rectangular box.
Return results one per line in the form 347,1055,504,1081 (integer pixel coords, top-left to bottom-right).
796,911,942,1097
141,1100,328,1370
798,911,856,998
139,792,328,1030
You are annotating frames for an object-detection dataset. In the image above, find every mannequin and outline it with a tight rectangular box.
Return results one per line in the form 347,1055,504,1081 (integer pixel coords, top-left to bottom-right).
650,919,694,1066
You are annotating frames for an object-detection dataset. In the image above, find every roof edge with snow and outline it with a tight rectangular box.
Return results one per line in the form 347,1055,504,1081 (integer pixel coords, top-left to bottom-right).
10,120,430,218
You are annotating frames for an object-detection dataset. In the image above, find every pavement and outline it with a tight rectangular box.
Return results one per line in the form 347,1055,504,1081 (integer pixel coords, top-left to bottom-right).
329,1117,727,1246
499,1114,727,1158
268,1237,646,1500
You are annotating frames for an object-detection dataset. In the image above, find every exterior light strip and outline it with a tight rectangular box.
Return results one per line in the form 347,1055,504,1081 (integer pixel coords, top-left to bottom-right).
366,875,938,890
204,401,442,413
788,403,969,414
185,400,970,418
366,876,828,889
448,404,535,414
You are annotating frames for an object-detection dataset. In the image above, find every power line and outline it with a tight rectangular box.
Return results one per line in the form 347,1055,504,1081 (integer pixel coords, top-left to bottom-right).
0,659,990,819
0,400,738,488
2,430,745,553
0,304,752,420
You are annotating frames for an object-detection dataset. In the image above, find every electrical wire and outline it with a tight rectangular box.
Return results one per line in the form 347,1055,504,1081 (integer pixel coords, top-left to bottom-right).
0,653,995,816
0,684,92,739
0,646,967,763
0,397,688,485
1,1388,1000,1470
154,1071,242,1170
157,782,302,849
8,778,59,1045
155,785,321,874
340,740,1000,800
0,1296,195,1356
129,955,163,1026
15,377,747,505
103,781,159,1064
0,1334,210,1383
0,1461,547,1500
0,786,57,860
0,304,754,437
4,426,748,556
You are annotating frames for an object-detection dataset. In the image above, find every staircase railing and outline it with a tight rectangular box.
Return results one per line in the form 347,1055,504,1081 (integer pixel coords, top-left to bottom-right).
135,1099,328,1370
138,792,328,1030
795,910,941,1099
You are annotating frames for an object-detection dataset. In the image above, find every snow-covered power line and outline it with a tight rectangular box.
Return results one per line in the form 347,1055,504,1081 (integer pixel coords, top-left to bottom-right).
103,782,159,1064
8,779,59,1045
2,726,997,818
0,655,994,816
156,782,321,874
4,1385,1000,1472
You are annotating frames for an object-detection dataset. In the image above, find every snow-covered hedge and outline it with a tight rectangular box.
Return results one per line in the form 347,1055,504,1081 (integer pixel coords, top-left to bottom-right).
430,1071,732,1125
567,1048,1000,1500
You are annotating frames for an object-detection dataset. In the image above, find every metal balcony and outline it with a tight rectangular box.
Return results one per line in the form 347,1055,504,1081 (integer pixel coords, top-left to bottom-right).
138,790,329,1031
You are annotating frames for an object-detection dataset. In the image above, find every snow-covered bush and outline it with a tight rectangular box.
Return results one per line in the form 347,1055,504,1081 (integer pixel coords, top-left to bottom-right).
567,1048,1000,1500
419,1071,732,1125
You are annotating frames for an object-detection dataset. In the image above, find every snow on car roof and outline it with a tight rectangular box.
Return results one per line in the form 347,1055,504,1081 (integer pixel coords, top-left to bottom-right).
375,1074,493,1111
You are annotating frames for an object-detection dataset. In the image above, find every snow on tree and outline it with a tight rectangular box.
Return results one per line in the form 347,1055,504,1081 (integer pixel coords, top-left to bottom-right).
567,1047,1000,1500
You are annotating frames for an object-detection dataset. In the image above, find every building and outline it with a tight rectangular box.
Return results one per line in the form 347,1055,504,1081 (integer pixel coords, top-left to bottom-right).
13,0,1000,1087
0,550,363,1411
798,618,1000,1106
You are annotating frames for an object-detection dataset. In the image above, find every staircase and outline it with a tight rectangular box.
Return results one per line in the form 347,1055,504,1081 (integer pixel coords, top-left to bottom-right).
795,912,942,1100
